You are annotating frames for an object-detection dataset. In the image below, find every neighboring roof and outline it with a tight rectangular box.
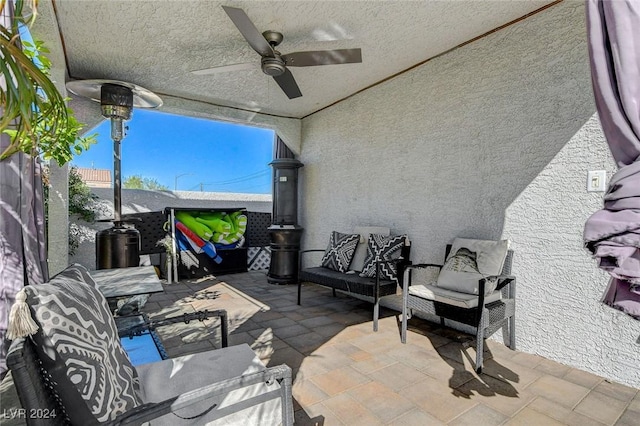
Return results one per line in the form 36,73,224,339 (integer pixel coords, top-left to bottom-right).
76,167,111,188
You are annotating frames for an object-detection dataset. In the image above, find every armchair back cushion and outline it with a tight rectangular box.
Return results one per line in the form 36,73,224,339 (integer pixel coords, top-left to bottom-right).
436,238,509,295
360,234,408,281
24,267,141,424
321,231,360,273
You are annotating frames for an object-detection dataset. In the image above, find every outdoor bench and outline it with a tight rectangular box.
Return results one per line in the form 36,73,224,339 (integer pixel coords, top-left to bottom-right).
298,228,411,331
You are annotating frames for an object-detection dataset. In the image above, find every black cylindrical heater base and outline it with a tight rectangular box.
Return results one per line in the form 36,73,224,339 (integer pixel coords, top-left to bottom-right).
96,226,140,270
267,226,303,285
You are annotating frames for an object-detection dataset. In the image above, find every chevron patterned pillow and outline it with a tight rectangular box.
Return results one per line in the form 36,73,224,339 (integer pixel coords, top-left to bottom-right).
321,231,360,273
360,234,407,281
24,271,142,424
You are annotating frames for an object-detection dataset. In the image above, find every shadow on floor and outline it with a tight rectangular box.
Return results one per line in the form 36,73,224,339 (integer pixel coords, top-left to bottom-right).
404,316,520,399
143,272,524,424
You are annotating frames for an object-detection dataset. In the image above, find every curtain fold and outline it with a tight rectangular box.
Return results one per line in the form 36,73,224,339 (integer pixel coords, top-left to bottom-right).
0,0,49,379
583,0,640,320
0,133,49,378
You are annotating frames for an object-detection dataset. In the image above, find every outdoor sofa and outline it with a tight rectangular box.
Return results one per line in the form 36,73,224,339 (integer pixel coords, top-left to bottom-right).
298,227,411,331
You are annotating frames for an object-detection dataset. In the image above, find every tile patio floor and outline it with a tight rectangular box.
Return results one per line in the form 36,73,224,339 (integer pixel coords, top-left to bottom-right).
141,271,638,425
1,270,638,425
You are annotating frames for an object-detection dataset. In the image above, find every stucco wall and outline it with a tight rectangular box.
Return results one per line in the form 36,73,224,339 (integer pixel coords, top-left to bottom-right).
299,1,640,387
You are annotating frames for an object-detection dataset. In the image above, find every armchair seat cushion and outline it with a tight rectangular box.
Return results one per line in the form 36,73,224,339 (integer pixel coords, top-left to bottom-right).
409,283,502,309
136,343,282,425
300,267,398,298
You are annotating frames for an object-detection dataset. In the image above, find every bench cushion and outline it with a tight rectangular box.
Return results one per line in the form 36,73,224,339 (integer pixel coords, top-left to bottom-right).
300,267,398,298
409,283,502,309
350,226,390,272
51,263,97,288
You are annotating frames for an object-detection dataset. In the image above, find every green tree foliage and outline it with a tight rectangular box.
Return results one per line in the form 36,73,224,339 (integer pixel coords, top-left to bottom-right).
123,175,143,189
123,175,168,191
68,166,97,222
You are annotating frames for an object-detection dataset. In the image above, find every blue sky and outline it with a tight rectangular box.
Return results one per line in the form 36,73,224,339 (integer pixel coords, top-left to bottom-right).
16,22,274,194
72,110,275,194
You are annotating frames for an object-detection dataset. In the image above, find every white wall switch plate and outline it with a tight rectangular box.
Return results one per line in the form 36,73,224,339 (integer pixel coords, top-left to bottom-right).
587,170,607,192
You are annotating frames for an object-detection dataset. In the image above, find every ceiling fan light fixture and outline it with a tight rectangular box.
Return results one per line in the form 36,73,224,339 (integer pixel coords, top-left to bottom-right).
261,55,286,76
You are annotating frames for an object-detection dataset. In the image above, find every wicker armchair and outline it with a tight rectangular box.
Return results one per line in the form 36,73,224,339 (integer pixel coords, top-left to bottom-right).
401,244,515,373
5,263,293,425
7,338,294,425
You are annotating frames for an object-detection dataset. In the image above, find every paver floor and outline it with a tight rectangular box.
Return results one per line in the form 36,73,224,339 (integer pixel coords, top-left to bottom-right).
2,270,638,425
142,271,640,425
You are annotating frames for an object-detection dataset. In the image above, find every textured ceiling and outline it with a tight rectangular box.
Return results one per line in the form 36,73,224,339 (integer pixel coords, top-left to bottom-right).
53,0,554,119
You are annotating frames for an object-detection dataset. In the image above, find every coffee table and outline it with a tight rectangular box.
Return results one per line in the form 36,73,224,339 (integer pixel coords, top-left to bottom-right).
91,265,164,299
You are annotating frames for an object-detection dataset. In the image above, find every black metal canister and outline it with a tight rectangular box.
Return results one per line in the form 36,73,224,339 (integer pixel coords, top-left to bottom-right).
96,225,140,269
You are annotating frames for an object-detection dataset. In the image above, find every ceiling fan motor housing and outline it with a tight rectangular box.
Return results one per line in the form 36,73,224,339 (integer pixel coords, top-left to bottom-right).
261,54,286,76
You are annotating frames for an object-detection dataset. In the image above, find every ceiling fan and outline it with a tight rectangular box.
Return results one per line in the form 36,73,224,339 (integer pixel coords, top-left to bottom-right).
191,6,362,99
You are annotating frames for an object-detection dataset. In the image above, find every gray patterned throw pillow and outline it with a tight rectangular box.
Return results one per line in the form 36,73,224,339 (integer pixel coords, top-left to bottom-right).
436,238,509,295
50,263,98,288
321,231,360,273
359,234,407,281
25,271,142,424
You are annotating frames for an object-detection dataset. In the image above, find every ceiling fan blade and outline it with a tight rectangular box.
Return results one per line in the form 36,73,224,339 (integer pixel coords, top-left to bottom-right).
191,62,255,75
222,6,274,58
273,69,302,99
282,48,362,67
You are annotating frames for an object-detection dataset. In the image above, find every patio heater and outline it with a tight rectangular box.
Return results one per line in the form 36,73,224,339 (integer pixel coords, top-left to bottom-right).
267,158,304,284
66,79,162,269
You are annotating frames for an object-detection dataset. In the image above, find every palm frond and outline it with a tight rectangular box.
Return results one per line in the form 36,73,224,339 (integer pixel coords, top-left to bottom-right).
0,0,95,163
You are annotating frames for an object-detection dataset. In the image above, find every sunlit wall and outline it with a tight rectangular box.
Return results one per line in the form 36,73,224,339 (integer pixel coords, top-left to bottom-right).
299,1,639,387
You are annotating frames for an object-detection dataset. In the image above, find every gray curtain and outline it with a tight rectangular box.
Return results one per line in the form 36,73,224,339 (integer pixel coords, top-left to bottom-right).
0,133,49,378
583,0,640,319
0,1,49,377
